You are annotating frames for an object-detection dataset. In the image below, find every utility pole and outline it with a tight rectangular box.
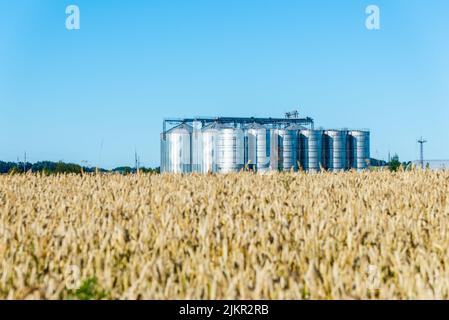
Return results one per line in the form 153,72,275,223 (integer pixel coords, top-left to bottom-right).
418,137,427,169
24,151,27,172
138,156,141,173
134,149,139,173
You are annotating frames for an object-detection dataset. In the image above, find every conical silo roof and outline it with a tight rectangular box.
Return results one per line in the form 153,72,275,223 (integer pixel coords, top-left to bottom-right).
245,122,266,130
166,123,193,134
285,124,306,130
202,122,223,131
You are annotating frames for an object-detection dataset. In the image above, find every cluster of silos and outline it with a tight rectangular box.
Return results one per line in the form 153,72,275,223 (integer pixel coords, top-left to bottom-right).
160,121,370,173
160,122,246,174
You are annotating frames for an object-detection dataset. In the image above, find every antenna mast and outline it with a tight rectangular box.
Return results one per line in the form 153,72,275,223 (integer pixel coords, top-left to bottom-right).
134,149,139,173
285,110,299,119
417,137,427,169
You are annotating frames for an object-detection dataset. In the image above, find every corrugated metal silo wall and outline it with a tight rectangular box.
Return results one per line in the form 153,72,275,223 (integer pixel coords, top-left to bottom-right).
191,128,202,173
244,125,270,172
299,130,323,172
217,128,244,173
160,133,166,173
202,126,219,173
323,130,347,172
348,131,370,170
165,124,192,173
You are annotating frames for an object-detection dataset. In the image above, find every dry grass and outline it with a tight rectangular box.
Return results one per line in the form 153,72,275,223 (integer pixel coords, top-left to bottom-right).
1,170,449,299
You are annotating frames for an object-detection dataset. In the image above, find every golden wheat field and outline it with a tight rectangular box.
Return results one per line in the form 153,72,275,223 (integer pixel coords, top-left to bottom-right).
1,170,449,299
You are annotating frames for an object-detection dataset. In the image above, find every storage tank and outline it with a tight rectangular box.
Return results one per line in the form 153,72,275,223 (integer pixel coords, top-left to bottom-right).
299,129,323,172
269,127,298,171
164,123,192,173
191,121,203,173
245,123,270,172
160,133,167,173
202,122,220,173
323,130,347,172
217,126,245,173
348,130,370,170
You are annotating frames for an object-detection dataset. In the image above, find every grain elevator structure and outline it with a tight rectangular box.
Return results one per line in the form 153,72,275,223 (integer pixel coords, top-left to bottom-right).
160,114,370,173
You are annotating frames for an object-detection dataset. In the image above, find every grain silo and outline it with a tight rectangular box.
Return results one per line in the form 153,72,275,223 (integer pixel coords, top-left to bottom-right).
164,123,192,173
191,121,203,173
269,127,298,171
244,123,270,172
348,130,370,170
217,126,245,173
202,122,220,173
299,129,323,172
160,133,167,173
323,130,347,172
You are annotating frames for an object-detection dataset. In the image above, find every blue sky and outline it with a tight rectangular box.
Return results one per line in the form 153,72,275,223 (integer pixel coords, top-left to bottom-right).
1,0,448,168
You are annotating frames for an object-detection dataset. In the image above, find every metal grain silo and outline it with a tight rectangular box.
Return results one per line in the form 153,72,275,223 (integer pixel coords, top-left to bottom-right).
323,130,347,172
160,132,167,173
201,122,220,173
348,130,370,170
299,129,323,172
245,123,270,172
269,127,298,171
191,121,203,173
164,123,192,173
217,126,245,173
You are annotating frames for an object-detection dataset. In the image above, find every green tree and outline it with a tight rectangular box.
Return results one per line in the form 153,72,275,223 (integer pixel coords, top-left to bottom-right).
389,154,401,172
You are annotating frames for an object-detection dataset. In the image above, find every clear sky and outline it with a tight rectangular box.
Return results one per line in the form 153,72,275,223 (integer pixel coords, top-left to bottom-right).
1,0,448,168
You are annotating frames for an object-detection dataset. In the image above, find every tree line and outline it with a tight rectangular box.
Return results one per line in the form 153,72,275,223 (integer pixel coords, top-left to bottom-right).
1,157,408,174
0,161,160,175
